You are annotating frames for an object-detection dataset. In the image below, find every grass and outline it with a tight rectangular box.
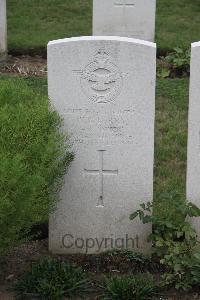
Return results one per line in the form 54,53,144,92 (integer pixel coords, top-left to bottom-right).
6,0,200,54
0,75,73,252
7,0,92,54
156,0,200,51
0,75,189,214
155,79,188,214
13,257,160,299
103,274,160,300
13,257,91,299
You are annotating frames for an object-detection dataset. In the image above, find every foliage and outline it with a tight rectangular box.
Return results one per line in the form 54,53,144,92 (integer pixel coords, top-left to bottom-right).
130,191,200,290
104,249,150,265
159,48,190,78
157,66,170,79
0,78,73,253
13,257,91,299
103,274,160,300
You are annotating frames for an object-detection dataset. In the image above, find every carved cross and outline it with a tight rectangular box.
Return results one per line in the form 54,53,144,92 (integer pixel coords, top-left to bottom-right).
84,150,118,207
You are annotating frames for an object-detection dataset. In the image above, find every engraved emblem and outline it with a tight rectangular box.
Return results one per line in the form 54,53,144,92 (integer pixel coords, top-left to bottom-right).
74,49,123,104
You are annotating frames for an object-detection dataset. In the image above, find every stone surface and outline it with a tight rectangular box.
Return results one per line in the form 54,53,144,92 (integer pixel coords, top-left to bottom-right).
93,0,156,42
187,42,200,237
48,36,156,254
0,0,7,61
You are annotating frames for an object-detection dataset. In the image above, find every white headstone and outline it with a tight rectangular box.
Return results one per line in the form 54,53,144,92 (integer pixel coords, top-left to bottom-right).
187,42,200,236
0,0,7,61
93,0,156,42
48,36,156,254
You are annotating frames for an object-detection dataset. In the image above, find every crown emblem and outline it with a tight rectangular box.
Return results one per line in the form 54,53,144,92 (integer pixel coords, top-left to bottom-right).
94,48,110,67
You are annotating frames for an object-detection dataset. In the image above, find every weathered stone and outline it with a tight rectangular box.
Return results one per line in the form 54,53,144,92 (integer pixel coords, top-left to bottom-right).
187,42,200,237
48,36,156,254
93,0,156,42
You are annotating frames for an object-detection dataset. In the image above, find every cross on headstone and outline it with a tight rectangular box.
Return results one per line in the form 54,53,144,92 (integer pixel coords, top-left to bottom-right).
48,36,156,254
114,0,135,8
114,0,135,32
84,150,118,207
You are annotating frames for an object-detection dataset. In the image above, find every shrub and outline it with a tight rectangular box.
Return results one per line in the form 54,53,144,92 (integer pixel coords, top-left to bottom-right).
0,78,73,253
130,191,200,290
13,257,91,299
158,47,190,78
103,274,160,300
165,47,190,75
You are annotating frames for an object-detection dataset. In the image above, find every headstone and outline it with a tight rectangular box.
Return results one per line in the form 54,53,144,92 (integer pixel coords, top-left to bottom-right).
48,36,156,254
187,42,200,237
93,0,156,42
0,0,7,61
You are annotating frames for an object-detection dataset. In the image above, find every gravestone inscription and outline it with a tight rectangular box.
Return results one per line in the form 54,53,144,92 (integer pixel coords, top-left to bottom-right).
48,36,156,254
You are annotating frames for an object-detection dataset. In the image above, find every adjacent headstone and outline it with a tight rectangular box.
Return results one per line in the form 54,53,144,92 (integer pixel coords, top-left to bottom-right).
48,36,156,254
93,0,156,42
187,42,200,237
0,0,7,61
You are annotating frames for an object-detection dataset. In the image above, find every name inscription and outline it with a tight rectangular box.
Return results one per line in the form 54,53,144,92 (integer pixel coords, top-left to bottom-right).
64,108,136,146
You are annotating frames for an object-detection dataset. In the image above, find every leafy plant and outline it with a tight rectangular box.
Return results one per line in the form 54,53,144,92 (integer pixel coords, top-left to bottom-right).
130,191,200,290
13,257,91,299
157,66,170,79
103,274,160,300
160,47,190,78
104,249,150,265
0,78,73,253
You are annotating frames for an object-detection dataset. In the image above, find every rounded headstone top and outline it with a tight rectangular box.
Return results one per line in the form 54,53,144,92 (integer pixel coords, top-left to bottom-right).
48,36,156,48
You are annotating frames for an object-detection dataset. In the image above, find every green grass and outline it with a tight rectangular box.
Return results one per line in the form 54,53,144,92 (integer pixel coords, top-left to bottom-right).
156,0,200,51
103,274,160,300
7,0,200,53
0,75,73,252
155,79,188,213
13,257,91,299
7,0,92,54
0,75,188,214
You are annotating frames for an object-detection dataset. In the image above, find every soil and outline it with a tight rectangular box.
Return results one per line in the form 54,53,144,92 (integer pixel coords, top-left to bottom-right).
0,239,199,299
0,55,47,77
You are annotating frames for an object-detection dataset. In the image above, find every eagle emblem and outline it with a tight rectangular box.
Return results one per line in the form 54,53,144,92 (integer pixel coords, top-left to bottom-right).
74,49,123,103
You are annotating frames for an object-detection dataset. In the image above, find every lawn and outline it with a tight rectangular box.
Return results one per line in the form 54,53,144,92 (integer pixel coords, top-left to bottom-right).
7,0,92,54
155,78,188,215
156,0,200,51
7,0,200,54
